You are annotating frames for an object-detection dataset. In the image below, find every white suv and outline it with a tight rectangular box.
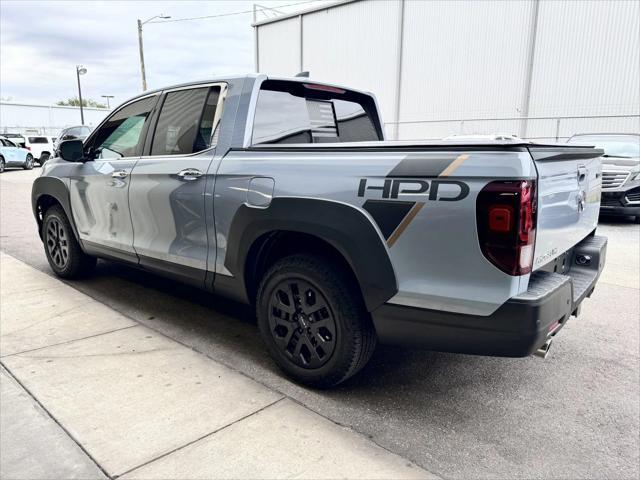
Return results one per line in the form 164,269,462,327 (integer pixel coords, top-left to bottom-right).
24,136,55,165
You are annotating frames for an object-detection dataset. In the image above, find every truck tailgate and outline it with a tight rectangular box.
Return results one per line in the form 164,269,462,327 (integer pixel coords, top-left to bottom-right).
529,146,603,270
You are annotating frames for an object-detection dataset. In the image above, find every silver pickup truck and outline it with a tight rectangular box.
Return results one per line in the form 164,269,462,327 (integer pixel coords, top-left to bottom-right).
32,74,607,387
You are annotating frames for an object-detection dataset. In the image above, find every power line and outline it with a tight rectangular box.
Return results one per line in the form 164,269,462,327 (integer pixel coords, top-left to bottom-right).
148,0,321,24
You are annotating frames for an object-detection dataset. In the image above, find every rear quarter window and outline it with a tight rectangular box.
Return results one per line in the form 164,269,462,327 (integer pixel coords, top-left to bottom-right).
252,80,381,145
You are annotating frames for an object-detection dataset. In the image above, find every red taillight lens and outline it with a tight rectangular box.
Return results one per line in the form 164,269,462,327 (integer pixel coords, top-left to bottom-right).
476,180,537,276
26,146,31,150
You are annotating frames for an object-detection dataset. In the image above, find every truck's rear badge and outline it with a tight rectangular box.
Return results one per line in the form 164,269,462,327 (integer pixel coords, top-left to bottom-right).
358,178,469,202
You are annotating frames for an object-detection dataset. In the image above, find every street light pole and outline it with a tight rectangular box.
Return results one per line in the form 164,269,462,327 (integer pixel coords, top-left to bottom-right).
101,95,114,109
76,65,87,125
137,19,147,91
137,14,171,92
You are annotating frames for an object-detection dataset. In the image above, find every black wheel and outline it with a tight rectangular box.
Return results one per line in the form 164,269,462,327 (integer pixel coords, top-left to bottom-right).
38,153,50,166
0,156,4,173
23,154,34,170
257,254,377,388
43,205,96,278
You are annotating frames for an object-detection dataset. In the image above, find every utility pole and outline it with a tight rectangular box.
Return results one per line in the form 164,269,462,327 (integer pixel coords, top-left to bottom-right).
137,14,171,92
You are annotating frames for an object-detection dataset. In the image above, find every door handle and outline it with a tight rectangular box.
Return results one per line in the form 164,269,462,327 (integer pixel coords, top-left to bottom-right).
112,170,128,179
177,168,203,181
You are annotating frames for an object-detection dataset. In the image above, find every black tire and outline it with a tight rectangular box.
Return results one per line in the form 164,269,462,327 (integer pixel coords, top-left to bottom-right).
23,154,34,170
43,205,96,278
0,156,4,173
257,254,377,388
38,153,50,166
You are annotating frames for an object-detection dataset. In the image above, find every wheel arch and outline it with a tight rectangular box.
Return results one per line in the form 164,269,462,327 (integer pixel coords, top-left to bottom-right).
32,176,79,242
223,198,398,312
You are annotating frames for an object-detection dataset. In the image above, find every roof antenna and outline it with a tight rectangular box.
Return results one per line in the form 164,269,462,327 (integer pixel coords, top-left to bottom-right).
295,71,310,78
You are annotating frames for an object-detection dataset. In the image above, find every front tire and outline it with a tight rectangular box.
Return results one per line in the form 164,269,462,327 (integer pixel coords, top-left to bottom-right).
23,154,34,170
257,254,376,388
0,156,4,173
43,205,96,278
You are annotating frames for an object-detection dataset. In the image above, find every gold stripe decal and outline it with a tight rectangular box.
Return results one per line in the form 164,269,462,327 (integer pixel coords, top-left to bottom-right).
439,153,469,177
386,202,425,248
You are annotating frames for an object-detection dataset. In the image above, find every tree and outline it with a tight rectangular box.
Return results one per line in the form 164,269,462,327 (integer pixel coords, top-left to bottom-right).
56,97,107,108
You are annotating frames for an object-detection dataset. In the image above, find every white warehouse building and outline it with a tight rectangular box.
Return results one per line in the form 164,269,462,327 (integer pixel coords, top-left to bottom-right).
254,0,640,141
0,102,110,137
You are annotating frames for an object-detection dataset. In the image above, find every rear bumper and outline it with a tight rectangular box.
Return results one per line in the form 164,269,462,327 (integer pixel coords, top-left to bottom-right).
371,235,607,357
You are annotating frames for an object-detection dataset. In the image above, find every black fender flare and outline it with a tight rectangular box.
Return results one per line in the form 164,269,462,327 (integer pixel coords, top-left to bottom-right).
224,197,398,312
31,176,79,241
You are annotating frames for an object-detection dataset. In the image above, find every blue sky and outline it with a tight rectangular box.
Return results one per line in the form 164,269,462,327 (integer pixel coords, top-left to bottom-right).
0,0,326,106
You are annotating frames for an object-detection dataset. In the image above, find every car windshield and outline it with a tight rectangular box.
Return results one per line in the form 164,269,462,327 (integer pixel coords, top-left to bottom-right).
568,135,640,158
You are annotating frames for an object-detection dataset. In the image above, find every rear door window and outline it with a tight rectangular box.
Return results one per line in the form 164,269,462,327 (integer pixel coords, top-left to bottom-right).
150,86,220,156
252,80,381,145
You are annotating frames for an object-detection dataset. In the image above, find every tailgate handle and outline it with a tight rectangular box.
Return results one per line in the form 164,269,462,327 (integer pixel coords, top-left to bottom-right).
577,165,587,183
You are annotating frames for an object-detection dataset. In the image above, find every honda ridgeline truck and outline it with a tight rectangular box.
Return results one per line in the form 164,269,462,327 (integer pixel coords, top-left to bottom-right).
32,75,607,387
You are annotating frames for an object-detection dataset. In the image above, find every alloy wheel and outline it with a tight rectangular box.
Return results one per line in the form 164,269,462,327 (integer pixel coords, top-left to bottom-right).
46,218,69,269
268,278,337,369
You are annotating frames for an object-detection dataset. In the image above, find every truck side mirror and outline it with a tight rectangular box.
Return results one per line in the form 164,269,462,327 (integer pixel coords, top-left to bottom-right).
58,139,84,162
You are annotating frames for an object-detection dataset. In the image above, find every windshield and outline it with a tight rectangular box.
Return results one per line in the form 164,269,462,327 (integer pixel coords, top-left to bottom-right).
568,135,640,158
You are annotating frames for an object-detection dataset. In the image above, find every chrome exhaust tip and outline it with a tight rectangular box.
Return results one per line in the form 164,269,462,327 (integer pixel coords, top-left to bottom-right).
534,339,553,359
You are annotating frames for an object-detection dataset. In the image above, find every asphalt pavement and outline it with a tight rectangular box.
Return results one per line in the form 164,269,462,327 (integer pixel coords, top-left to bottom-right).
1,168,638,479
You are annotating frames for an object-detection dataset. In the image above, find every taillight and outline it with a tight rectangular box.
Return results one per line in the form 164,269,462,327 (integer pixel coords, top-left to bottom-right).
26,146,31,150
476,180,537,276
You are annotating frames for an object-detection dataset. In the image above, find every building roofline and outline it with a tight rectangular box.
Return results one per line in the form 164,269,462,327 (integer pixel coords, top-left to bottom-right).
252,0,360,27
0,101,110,111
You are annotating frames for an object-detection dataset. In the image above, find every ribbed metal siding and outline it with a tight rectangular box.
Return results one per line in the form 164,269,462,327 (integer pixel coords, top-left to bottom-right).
528,0,639,117
525,0,640,138
397,0,535,140
257,18,300,76
256,0,640,140
302,0,400,124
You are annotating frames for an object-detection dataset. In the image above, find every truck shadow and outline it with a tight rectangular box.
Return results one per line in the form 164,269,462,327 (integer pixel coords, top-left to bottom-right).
74,258,532,404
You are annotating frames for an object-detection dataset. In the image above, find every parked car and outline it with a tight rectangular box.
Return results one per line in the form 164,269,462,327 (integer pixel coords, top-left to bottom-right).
1,133,26,148
567,133,640,221
52,125,91,152
33,75,607,387
24,135,55,165
0,136,35,172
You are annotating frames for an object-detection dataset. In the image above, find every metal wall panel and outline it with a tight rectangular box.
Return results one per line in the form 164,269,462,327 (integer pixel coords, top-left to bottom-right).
527,0,640,118
0,102,109,134
257,17,300,76
397,0,535,139
256,0,639,140
302,0,401,126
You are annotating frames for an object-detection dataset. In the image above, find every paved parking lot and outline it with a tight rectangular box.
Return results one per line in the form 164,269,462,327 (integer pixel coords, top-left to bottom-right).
1,168,639,479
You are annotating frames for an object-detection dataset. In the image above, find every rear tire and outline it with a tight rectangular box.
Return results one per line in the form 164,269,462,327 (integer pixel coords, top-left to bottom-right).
23,154,34,170
43,205,96,278
257,254,376,388
38,153,50,166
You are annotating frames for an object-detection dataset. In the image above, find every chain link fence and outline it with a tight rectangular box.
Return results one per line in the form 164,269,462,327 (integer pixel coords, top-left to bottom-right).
385,114,640,142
